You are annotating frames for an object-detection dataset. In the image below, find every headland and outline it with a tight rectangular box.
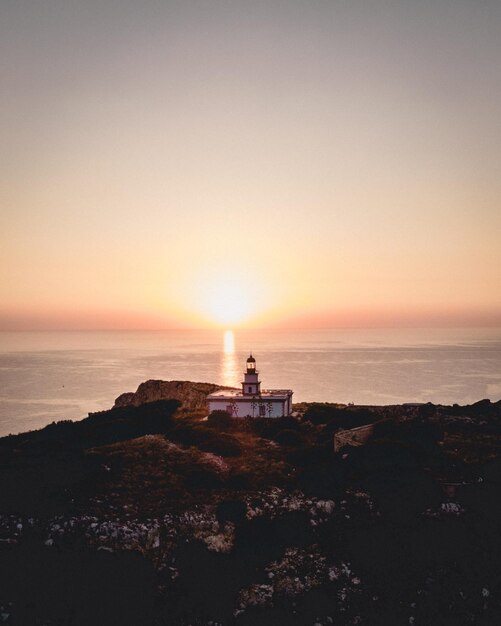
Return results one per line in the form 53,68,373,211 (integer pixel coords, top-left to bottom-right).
1,380,501,625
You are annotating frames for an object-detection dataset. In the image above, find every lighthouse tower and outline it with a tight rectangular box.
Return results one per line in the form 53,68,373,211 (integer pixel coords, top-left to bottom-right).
242,354,261,396
206,353,293,418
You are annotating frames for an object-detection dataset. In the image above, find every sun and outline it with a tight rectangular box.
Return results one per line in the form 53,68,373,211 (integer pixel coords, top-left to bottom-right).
204,281,252,325
187,266,267,327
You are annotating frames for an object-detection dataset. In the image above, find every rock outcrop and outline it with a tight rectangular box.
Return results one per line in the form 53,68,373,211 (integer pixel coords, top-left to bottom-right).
113,380,236,412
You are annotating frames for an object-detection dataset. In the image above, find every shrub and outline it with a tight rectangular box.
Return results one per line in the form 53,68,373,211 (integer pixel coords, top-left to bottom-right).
373,420,443,456
249,417,301,440
303,403,345,425
24,400,181,449
227,469,251,490
305,403,375,429
207,411,234,430
184,467,224,490
273,429,305,447
170,422,214,447
216,500,247,525
199,434,243,457
343,440,419,475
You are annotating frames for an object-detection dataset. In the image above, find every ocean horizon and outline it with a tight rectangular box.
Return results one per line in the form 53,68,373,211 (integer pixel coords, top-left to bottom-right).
1,327,501,437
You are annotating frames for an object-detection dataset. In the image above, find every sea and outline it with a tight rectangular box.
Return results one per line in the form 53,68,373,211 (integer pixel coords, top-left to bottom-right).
1,327,501,437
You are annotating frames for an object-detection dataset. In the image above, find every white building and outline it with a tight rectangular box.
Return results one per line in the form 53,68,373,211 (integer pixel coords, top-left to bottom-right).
207,354,293,418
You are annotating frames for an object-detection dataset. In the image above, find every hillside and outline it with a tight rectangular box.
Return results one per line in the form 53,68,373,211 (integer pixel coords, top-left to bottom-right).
1,384,501,625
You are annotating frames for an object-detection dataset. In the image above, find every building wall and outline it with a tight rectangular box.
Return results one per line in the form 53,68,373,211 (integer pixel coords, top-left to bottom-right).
208,396,291,418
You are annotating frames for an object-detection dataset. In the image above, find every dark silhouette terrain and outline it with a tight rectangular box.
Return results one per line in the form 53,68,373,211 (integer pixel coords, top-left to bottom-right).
1,391,501,625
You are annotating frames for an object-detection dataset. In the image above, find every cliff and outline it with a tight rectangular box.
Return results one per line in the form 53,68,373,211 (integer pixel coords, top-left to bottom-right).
113,380,236,412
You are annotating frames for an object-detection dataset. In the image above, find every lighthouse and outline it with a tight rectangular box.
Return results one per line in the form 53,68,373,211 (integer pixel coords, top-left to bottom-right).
207,354,293,418
242,354,261,396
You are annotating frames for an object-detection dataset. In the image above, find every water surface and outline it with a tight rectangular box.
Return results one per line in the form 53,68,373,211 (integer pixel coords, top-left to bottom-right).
1,328,500,436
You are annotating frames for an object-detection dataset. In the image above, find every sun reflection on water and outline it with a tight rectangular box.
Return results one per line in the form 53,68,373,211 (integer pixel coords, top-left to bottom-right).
221,330,238,387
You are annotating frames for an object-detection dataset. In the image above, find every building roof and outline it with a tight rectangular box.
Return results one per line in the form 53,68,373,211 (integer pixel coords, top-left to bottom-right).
207,389,292,400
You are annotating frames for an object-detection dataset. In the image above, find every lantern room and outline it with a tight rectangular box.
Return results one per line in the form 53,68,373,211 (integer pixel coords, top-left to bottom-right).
246,354,256,373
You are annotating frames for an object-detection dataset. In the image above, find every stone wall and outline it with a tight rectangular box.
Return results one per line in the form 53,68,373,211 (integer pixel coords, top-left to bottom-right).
334,422,378,452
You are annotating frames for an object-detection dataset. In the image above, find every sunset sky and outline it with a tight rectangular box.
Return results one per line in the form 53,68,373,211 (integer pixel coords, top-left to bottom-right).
1,0,500,330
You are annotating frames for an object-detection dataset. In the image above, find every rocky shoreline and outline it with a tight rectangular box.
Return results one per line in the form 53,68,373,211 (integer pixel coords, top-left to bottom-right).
1,382,501,625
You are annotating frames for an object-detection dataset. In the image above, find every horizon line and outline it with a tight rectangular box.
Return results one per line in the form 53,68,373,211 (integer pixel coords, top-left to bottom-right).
2,324,501,332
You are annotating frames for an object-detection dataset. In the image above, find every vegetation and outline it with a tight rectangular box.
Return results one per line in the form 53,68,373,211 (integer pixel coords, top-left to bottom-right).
1,396,501,624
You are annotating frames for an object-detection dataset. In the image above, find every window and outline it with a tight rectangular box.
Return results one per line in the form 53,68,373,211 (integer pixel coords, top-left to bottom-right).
248,386,252,393
259,404,266,417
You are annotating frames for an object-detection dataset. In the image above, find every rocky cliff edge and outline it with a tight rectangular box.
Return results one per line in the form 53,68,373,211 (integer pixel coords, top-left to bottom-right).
113,380,236,411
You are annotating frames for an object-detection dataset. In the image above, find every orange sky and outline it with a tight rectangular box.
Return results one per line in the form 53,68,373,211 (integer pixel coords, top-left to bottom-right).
1,1,501,330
